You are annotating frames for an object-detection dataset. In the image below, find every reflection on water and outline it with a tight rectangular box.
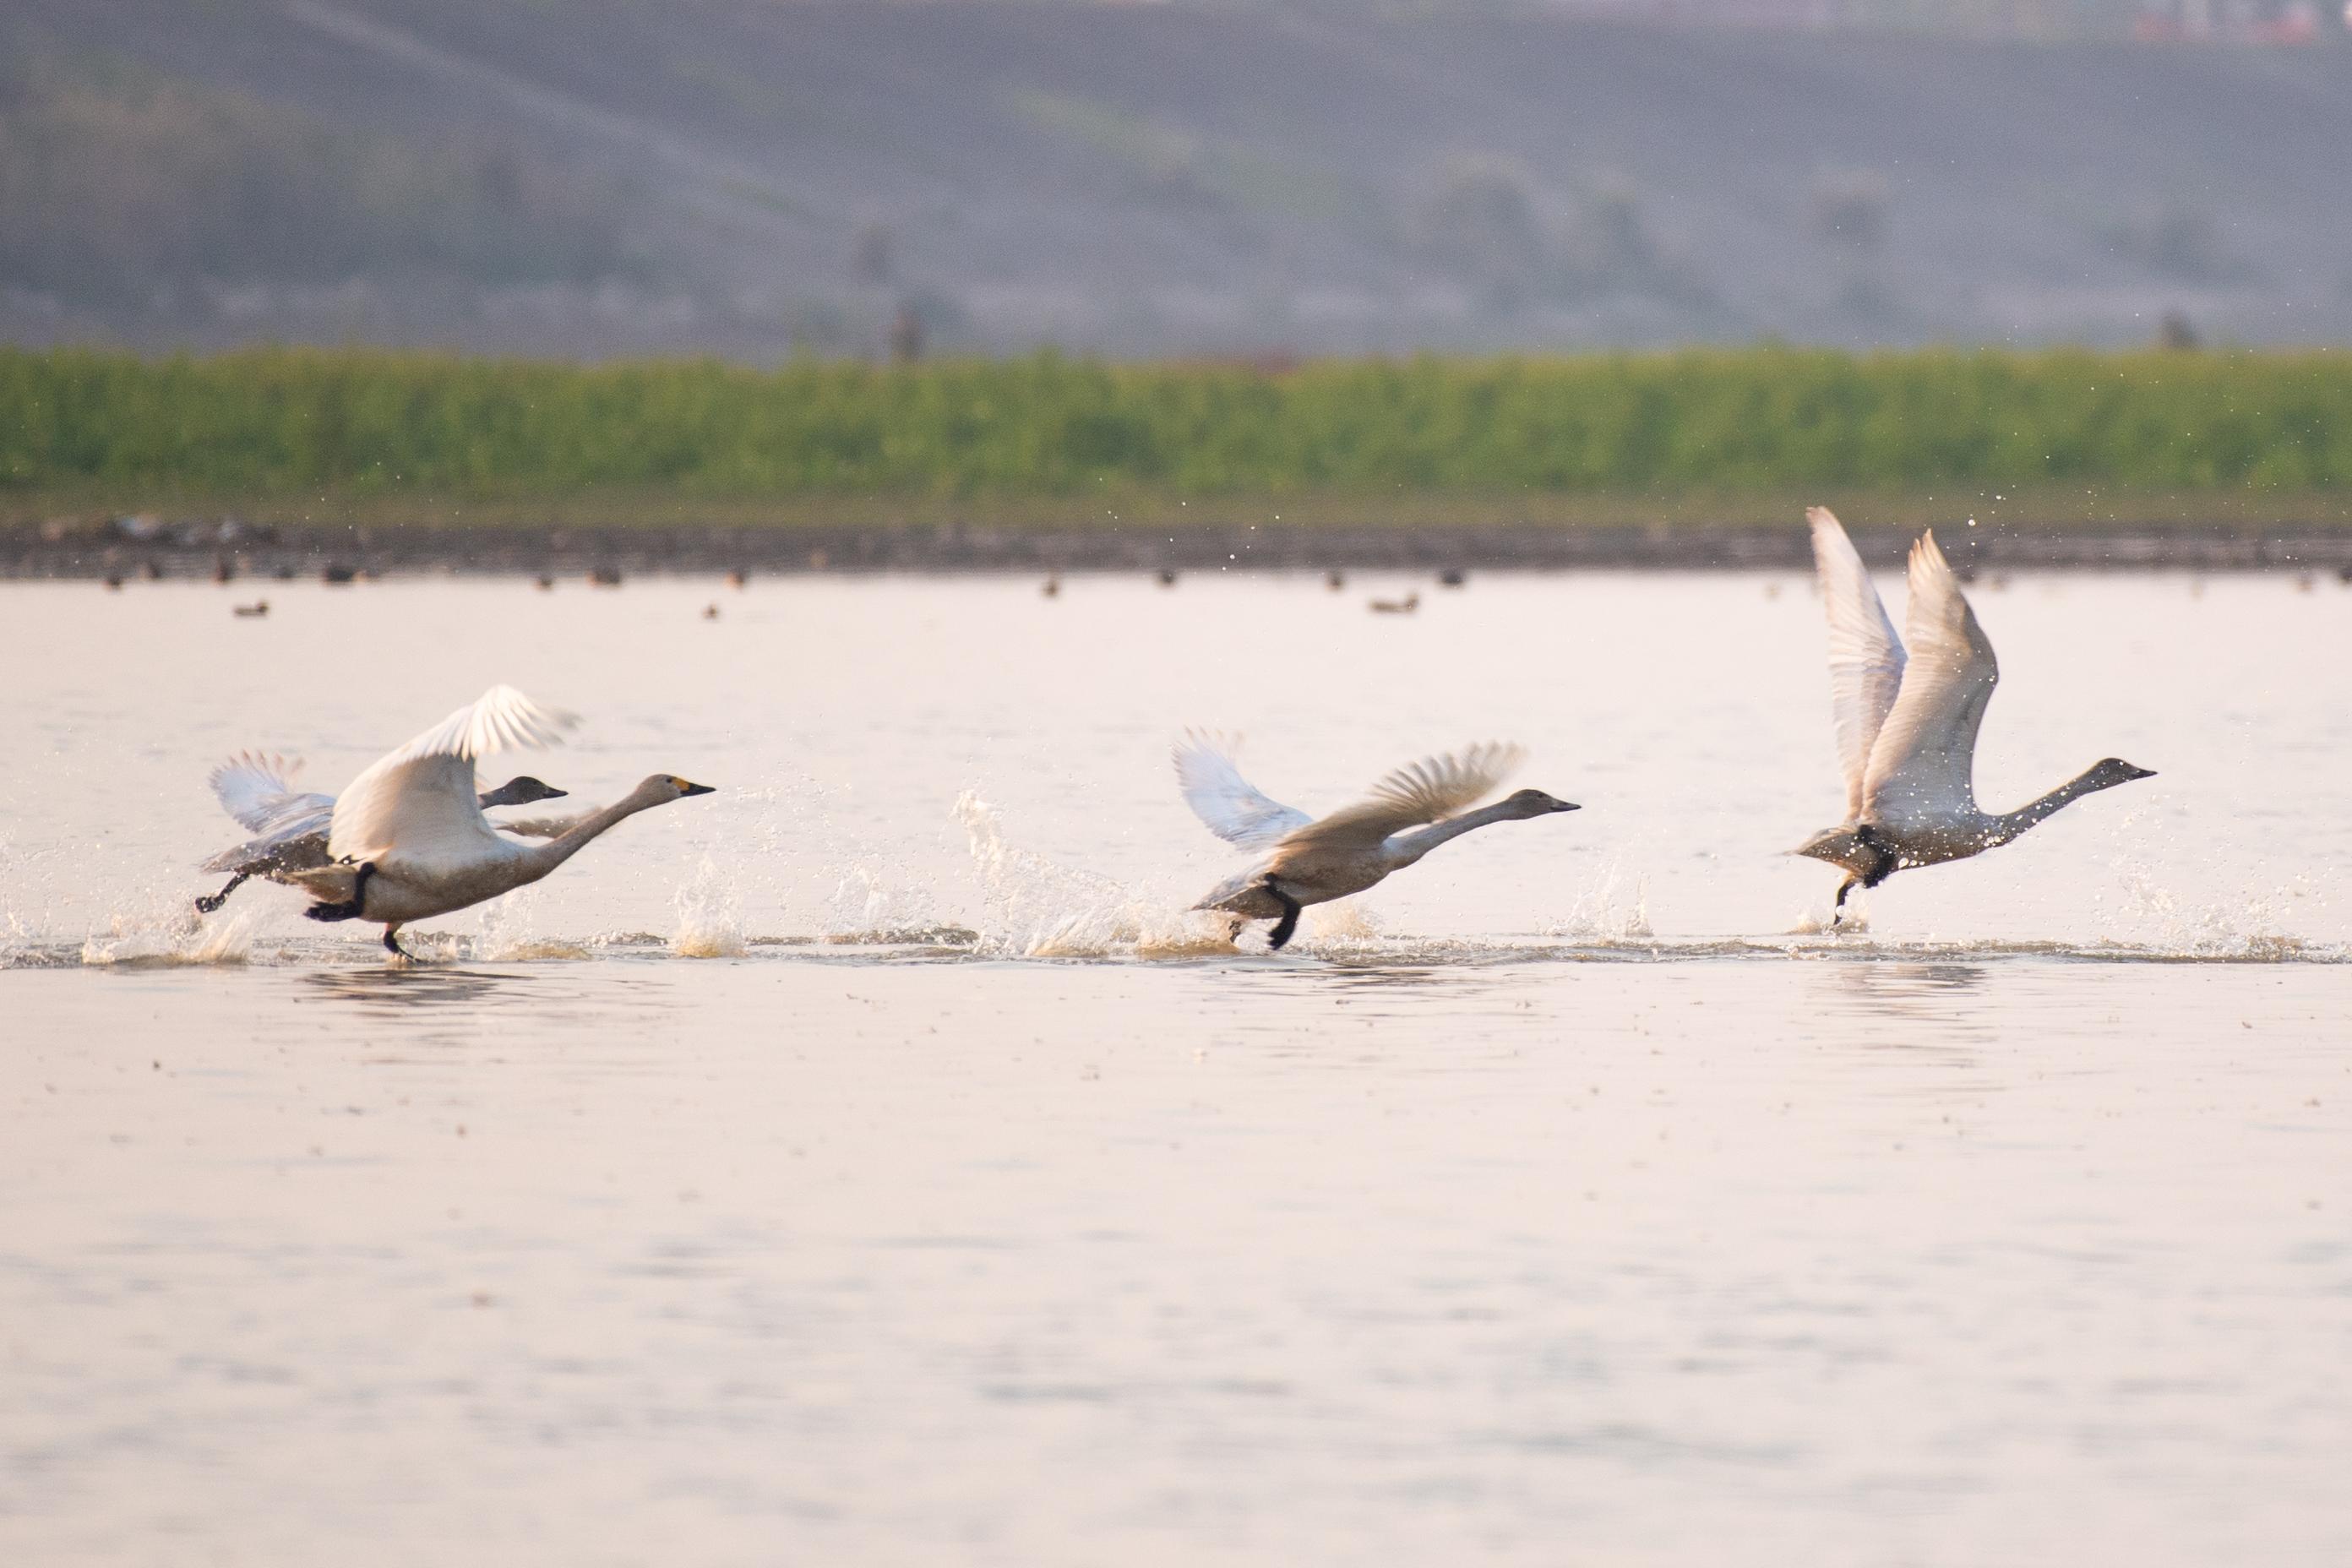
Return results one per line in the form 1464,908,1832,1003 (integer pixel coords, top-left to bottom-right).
2,576,2349,1566
301,966,536,1010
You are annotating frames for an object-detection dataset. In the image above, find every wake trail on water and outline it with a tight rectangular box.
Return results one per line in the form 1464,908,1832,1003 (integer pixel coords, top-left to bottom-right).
4,786,2346,970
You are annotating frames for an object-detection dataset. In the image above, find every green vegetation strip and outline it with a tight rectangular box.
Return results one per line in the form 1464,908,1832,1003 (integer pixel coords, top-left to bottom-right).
4,346,2349,507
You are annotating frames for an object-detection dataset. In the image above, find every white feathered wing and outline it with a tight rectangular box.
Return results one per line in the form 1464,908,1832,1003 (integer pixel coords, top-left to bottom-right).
326,685,579,875
1861,531,1999,827
1808,507,1908,820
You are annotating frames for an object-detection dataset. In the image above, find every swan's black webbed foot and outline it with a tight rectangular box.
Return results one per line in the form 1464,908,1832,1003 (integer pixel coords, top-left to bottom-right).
303,862,375,923
1831,876,1856,928
382,927,414,961
194,872,248,915
1264,885,1303,951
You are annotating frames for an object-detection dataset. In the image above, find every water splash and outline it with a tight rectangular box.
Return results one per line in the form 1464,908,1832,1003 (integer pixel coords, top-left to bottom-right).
671,853,747,958
2100,854,2322,961
1549,858,1655,939
953,791,1223,958
81,901,255,966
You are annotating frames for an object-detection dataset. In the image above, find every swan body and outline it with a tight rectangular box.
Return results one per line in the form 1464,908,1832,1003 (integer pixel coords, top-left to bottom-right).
1798,507,2154,917
194,752,569,912
1176,733,1579,949
281,685,714,956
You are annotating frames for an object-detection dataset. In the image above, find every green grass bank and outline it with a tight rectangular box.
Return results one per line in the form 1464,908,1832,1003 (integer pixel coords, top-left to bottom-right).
7,346,2352,522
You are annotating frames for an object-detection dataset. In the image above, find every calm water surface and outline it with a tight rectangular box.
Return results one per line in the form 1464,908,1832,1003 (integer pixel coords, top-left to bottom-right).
2,573,2348,1565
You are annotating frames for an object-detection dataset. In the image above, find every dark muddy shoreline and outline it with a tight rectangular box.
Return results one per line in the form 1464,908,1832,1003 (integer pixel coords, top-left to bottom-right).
8,517,2352,581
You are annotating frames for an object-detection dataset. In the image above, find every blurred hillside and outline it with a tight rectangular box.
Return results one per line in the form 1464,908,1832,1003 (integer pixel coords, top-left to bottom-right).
5,0,2351,357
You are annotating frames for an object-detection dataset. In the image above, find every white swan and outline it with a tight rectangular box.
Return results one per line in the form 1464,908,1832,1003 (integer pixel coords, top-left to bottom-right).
1176,732,1579,950
285,685,714,958
1797,507,2154,920
194,753,569,913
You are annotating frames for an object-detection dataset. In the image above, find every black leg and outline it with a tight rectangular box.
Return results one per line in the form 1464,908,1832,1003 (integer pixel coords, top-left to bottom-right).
304,863,375,923
194,872,248,915
382,926,413,961
1831,876,1855,927
1265,888,1303,951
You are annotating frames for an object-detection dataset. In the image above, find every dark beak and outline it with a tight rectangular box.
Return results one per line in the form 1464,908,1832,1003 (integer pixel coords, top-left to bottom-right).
2126,766,2157,781
682,782,716,797
1555,800,1582,812
544,787,569,799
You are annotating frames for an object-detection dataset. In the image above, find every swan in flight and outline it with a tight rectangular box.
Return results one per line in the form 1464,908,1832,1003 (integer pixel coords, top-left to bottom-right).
1797,507,2154,920
1175,732,1579,950
280,685,714,958
194,754,569,913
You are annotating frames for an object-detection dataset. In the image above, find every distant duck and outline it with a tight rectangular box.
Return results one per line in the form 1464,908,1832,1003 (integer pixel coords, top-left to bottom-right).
725,568,748,589
232,601,269,618
194,753,571,914
281,685,713,959
1326,569,1347,591
1042,575,1062,598
1369,592,1418,615
321,564,357,585
701,603,721,620
1795,507,2154,923
212,557,235,585
588,566,623,588
1438,567,1467,588
1157,568,1179,587
535,573,556,591
103,574,124,591
1175,732,1578,950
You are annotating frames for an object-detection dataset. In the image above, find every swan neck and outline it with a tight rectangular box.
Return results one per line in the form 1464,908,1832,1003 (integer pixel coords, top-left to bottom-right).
1990,766,2110,843
521,792,655,874
1388,802,1522,865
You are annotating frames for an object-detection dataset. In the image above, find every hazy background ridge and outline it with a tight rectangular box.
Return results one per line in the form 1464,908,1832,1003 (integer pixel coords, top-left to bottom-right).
6,0,2350,358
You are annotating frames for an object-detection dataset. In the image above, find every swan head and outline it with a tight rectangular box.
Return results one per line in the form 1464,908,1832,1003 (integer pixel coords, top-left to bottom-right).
1500,787,1580,818
2084,758,2157,790
629,774,718,807
479,775,569,808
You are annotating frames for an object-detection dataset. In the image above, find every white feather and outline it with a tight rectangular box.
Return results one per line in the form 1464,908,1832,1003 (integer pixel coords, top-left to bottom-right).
1861,530,2001,827
1808,507,1908,819
327,685,578,873
1173,730,1313,851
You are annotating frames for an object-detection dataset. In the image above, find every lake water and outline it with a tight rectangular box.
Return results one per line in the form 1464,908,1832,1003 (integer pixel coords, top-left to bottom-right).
3,571,2348,1565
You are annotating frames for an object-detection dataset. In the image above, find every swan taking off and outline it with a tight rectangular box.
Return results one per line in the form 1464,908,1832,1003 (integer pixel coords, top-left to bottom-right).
1175,732,1579,950
283,685,714,958
194,754,569,913
1797,508,2154,920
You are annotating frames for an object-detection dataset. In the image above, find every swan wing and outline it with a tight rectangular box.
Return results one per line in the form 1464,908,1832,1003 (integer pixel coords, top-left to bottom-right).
1173,731,1313,851
1809,508,1908,819
1278,742,1526,852
210,751,335,836
328,686,578,868
1861,531,1998,825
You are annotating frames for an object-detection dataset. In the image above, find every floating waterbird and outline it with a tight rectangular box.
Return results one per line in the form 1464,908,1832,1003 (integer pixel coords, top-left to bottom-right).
281,686,713,959
1176,732,1578,950
1797,507,2154,923
195,752,570,914
1042,575,1062,598
232,601,269,618
1369,592,1418,615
